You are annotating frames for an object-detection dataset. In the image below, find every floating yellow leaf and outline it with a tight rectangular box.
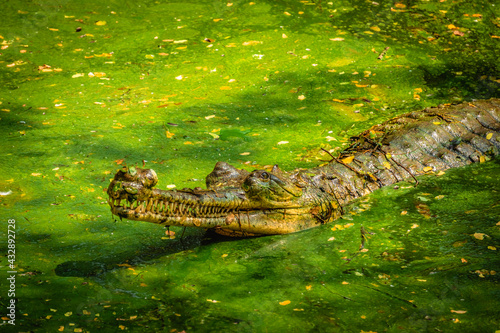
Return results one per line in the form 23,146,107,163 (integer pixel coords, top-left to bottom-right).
207,299,220,303
205,115,215,120
341,155,355,164
242,40,262,46
306,285,312,290
451,310,467,314
279,300,291,305
447,24,458,29
473,233,487,240
401,211,408,215
330,37,345,41
298,95,305,100
64,312,72,317
486,133,493,140
165,130,175,138
370,26,381,32
58,327,64,332
277,141,289,145
240,152,250,156
95,21,106,26
284,11,291,16
342,281,349,285
221,254,228,258
332,98,344,102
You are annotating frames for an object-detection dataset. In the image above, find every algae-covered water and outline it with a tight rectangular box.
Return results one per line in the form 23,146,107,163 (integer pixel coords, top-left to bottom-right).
1,0,499,332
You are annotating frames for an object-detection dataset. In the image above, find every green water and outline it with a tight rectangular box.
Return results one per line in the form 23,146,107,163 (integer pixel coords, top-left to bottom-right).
1,0,499,332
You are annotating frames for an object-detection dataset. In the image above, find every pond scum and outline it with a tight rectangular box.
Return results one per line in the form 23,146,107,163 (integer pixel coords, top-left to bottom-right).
0,0,499,332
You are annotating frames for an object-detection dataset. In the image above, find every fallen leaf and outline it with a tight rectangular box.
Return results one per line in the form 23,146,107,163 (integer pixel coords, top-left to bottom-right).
95,21,106,26
451,310,467,314
165,130,175,138
279,300,291,305
242,41,262,46
277,141,289,145
473,233,487,240
341,155,355,164
486,133,493,140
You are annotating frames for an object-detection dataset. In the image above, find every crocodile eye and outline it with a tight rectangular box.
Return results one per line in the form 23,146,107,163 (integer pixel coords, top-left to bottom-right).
260,172,270,180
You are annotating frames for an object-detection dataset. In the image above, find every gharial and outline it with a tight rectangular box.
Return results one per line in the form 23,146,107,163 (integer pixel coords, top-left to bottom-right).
107,99,500,236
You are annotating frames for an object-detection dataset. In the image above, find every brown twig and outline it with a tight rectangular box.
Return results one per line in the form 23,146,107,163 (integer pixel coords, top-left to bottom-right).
377,47,390,60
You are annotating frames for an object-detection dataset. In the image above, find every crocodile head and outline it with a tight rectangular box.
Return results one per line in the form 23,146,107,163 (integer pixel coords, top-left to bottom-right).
107,163,340,236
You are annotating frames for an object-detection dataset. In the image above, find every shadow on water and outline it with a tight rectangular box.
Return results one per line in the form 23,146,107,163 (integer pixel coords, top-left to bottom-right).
53,229,269,277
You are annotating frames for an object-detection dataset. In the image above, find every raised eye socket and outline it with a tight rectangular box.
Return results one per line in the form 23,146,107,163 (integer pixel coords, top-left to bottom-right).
260,172,270,180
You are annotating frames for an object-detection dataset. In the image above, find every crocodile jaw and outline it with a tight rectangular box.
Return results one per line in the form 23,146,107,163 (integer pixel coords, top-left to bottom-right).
108,188,323,235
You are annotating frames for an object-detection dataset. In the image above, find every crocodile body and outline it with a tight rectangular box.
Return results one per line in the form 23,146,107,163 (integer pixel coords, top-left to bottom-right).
107,99,500,236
